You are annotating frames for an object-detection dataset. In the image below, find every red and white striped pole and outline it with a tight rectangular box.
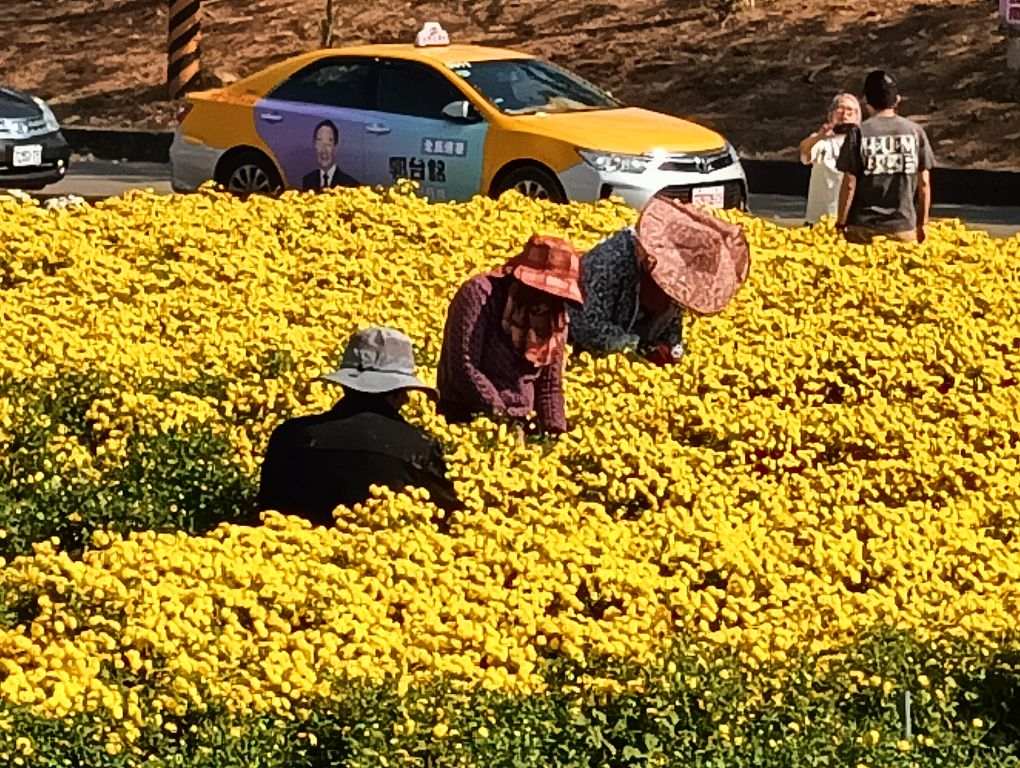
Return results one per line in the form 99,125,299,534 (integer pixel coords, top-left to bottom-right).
167,0,202,98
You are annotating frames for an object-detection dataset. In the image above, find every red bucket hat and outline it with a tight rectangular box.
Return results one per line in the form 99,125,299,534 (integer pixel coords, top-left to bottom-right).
502,235,584,306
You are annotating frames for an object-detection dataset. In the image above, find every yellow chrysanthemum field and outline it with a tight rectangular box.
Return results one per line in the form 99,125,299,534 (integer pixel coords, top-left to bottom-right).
0,184,1018,765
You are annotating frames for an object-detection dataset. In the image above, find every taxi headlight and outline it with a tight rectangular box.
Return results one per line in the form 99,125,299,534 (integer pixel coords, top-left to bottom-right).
32,97,61,133
577,149,653,174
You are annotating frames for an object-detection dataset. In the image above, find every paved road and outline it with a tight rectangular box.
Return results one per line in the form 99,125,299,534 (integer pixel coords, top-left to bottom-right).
16,161,1020,238
748,193,1020,239
40,160,173,198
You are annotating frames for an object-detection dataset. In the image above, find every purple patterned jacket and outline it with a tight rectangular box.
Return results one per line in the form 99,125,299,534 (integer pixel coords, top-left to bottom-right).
437,274,567,433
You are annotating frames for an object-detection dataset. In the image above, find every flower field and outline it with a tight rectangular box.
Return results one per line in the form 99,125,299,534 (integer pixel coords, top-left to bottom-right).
0,184,1018,767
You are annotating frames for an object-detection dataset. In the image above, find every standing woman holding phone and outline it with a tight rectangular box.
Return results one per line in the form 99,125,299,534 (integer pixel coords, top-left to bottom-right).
800,93,862,224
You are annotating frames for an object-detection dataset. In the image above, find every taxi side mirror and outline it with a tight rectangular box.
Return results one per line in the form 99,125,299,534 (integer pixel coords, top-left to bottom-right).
441,100,481,123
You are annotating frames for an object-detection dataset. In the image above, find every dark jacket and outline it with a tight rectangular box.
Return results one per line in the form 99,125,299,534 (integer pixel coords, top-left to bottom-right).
301,167,360,191
257,393,461,526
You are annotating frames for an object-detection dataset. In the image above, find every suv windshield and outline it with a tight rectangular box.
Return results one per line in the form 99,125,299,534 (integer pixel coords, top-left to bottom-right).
448,59,621,115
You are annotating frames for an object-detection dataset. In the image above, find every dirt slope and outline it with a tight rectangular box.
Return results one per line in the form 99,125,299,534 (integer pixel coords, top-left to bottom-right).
1,0,1018,169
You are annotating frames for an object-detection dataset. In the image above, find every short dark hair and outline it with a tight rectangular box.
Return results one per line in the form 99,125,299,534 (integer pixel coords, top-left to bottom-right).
863,70,898,110
313,119,339,143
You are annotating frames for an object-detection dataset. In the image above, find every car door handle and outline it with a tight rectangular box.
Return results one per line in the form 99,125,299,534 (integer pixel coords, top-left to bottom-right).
259,112,284,123
365,123,391,135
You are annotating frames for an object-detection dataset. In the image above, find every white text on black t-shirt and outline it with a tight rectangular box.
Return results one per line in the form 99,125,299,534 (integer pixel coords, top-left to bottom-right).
862,134,918,175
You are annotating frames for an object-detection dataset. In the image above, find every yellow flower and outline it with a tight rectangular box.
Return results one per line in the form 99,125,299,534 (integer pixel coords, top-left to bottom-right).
0,186,1018,725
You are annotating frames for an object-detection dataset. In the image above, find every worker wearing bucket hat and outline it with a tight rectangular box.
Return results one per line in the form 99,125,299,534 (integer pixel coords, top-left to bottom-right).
257,327,461,526
437,235,584,434
569,196,750,363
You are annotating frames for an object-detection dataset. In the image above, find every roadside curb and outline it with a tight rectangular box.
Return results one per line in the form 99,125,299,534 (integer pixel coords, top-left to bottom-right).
64,127,173,164
59,128,1020,207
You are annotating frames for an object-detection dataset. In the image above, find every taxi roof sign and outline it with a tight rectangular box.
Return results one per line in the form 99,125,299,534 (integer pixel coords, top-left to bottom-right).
415,22,450,47
1003,0,1020,24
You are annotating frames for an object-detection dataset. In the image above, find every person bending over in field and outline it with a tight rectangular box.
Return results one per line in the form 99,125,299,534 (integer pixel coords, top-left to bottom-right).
257,327,461,526
437,235,584,435
569,196,749,365
568,197,687,365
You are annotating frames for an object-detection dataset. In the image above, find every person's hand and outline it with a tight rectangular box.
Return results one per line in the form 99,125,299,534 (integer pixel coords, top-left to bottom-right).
643,344,684,367
801,126,833,162
491,411,526,445
916,222,928,244
524,418,566,437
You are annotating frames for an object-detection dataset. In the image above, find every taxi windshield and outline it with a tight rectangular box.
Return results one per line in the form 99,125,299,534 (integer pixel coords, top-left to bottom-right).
449,59,621,115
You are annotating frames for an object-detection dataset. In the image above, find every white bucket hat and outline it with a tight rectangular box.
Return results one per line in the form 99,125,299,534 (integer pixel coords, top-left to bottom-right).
319,327,436,398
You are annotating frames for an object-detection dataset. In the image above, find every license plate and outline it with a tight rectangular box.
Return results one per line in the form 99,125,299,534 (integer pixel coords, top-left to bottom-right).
12,145,42,168
691,185,725,208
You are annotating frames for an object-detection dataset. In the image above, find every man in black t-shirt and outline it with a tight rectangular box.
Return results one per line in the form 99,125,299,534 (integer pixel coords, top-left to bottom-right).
835,71,935,244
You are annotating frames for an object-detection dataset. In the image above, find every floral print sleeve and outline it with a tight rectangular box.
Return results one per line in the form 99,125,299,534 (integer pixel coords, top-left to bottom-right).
568,230,642,354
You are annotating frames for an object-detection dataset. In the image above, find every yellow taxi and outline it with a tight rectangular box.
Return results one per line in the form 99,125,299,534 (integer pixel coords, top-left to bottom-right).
171,23,747,209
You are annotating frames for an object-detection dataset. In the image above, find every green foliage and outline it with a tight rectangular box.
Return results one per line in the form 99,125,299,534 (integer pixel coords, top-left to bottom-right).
0,630,1017,767
0,367,1018,767
0,371,257,561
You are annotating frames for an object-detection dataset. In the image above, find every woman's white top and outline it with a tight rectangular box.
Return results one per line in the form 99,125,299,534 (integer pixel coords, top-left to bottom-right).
804,134,847,224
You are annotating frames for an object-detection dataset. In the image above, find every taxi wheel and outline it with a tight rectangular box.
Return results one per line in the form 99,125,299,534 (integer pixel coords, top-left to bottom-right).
496,166,566,203
218,151,282,195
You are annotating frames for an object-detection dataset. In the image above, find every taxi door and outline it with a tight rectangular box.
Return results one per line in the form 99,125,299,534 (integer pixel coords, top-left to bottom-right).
360,59,487,202
253,57,377,190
